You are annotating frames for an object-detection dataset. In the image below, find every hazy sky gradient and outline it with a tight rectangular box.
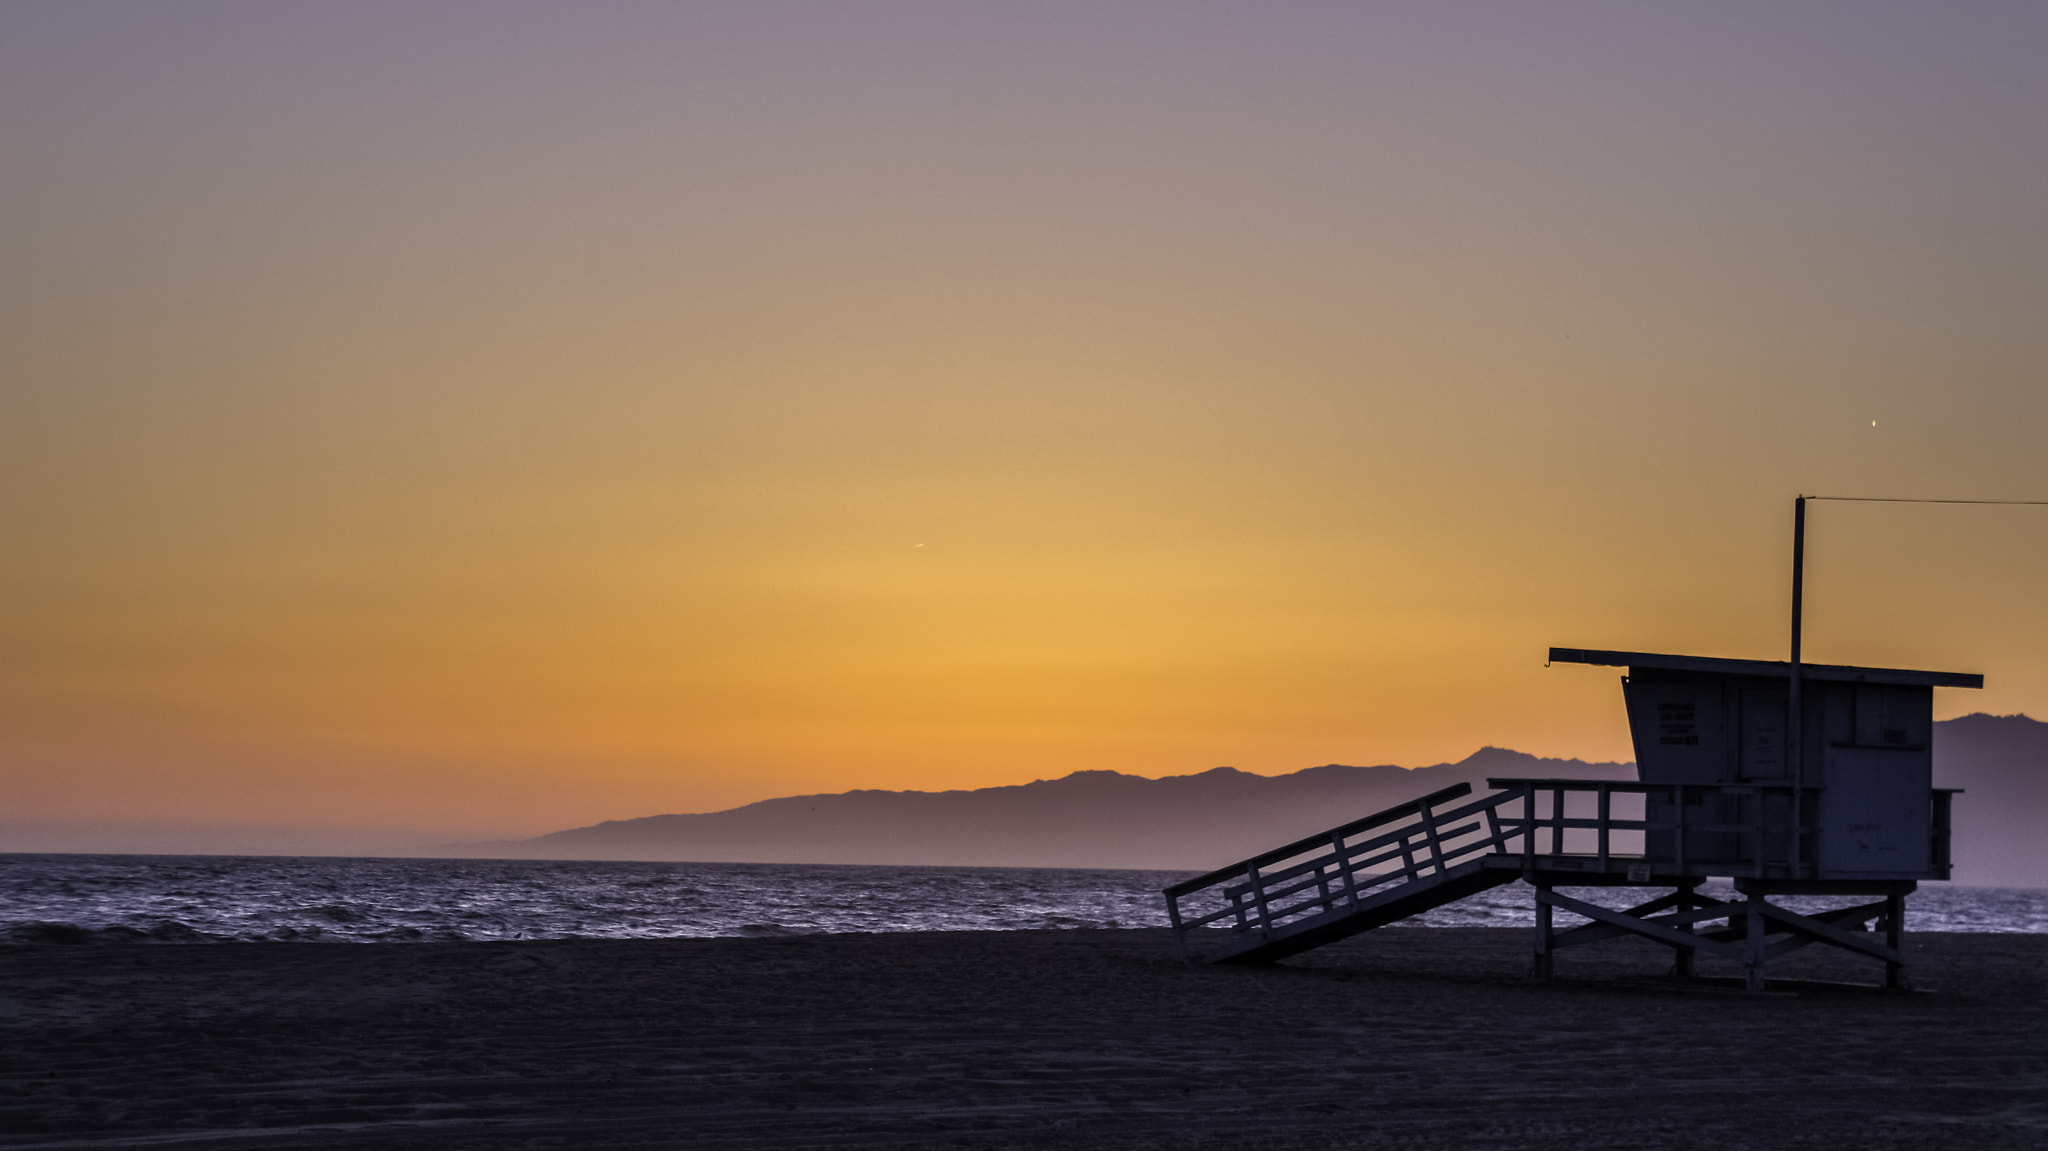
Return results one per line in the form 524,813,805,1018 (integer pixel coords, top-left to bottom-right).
5,2,2045,847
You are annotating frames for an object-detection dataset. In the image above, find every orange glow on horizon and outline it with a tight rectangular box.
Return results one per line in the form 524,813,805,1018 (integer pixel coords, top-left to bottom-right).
4,4,2045,850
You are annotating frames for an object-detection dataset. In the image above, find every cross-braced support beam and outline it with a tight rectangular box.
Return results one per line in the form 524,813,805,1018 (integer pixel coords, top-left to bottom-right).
1529,881,1913,992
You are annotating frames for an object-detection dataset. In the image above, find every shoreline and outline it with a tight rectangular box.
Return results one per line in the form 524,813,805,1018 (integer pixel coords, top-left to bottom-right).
6,928,2045,1149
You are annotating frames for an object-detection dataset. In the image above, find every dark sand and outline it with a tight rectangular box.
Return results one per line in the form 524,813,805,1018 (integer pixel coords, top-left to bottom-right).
4,928,2044,1149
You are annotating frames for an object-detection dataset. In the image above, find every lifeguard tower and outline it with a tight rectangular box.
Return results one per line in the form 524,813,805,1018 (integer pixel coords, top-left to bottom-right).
1163,648,1978,990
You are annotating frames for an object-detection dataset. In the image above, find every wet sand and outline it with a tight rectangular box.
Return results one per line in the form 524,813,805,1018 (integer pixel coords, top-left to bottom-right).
4,928,2044,1149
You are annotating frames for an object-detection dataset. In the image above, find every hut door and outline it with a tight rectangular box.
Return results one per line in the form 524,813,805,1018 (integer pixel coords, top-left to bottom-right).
1818,747,1932,879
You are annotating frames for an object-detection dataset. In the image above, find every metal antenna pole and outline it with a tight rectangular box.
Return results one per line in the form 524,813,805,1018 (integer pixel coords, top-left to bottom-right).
1777,494,2046,879
1789,496,1805,876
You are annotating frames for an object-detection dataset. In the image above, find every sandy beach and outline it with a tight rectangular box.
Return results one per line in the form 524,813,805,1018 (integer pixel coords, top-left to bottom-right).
5,928,2044,1149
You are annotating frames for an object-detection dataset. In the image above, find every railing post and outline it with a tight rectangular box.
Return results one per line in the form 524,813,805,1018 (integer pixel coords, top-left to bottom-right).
1597,784,1611,869
1803,784,1816,879
1333,831,1359,906
1533,883,1554,980
1674,785,1688,878
1166,893,1190,963
1753,788,1768,878
1246,865,1273,941
1520,787,1535,866
1550,786,1566,856
1932,790,1954,879
1418,801,1448,875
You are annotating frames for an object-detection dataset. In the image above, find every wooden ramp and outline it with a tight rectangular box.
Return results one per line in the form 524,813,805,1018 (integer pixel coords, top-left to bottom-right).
1163,783,1524,965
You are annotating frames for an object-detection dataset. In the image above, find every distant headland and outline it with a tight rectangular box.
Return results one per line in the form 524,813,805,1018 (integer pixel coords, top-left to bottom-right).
451,714,2046,887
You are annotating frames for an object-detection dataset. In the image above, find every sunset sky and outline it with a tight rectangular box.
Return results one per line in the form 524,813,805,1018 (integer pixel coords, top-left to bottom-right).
5,3,2046,852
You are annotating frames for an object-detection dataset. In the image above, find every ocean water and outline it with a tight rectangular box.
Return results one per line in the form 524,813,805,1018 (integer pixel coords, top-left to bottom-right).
2,853,2043,944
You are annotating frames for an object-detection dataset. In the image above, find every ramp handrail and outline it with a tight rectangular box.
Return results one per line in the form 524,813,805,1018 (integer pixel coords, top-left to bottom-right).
1163,783,1528,955
1163,782,1475,899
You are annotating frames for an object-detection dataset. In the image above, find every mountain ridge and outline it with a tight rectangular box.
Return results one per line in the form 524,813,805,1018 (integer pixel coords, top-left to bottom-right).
450,717,2042,884
450,747,1637,871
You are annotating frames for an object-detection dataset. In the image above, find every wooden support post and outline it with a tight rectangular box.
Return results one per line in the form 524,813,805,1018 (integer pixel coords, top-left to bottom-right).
1533,883,1554,981
1673,883,1697,980
1885,890,1909,991
1744,894,1768,992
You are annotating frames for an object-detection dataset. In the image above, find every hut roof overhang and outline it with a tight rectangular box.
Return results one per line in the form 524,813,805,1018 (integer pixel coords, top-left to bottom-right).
1548,647,1983,690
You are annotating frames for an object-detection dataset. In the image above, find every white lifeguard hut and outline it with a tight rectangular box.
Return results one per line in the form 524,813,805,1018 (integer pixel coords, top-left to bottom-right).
1556,646,1974,884
1164,647,1978,989
1164,500,1984,990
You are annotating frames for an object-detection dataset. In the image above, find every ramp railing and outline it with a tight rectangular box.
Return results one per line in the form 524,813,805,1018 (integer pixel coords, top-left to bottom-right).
1163,782,1527,959
1486,778,1818,880
1164,777,1959,971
